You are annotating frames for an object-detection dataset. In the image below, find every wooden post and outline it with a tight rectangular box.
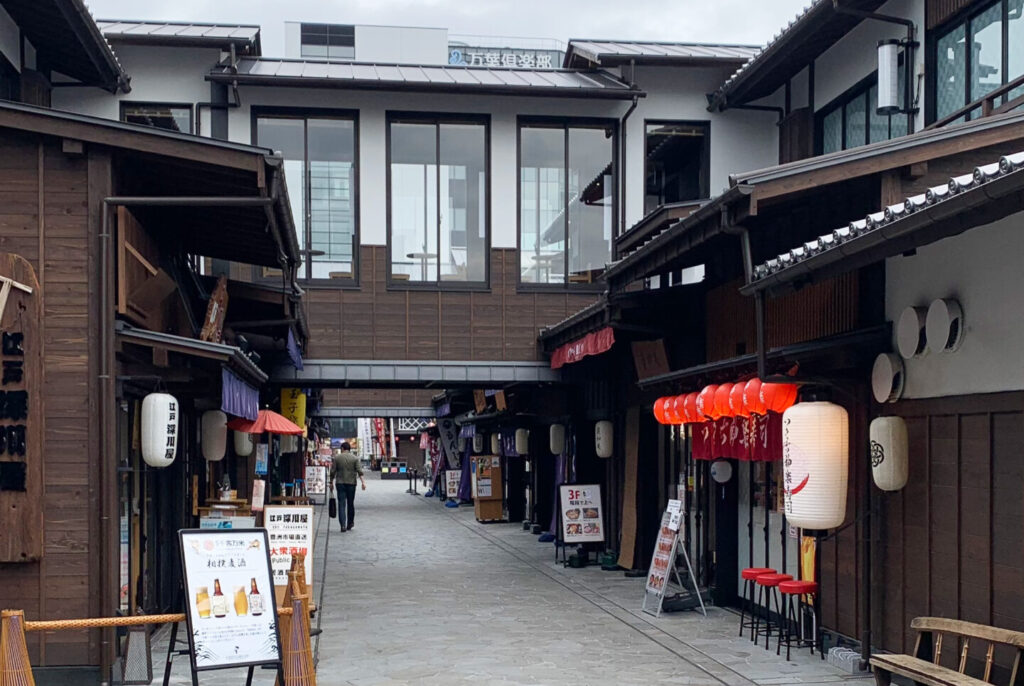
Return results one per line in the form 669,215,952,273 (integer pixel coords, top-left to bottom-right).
1,610,35,686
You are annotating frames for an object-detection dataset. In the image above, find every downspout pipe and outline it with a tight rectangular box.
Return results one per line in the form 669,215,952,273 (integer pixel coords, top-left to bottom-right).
618,60,639,254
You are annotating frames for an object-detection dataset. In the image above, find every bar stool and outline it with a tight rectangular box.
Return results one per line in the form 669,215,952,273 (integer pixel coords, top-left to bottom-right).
776,579,819,661
753,572,792,649
738,568,775,639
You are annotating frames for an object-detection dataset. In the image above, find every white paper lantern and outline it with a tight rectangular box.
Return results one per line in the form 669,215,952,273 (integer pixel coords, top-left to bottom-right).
280,434,299,454
870,416,909,491
595,420,613,458
782,401,849,530
472,433,484,453
710,459,733,484
490,433,501,455
514,428,529,455
457,436,467,452
141,393,178,468
549,423,565,455
234,430,254,457
201,410,227,462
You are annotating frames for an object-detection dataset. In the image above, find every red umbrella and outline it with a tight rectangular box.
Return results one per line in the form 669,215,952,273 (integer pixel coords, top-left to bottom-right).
227,409,304,435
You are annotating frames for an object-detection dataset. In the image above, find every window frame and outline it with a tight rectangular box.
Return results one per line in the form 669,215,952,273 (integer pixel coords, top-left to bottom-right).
641,119,711,215
926,0,1014,125
516,115,618,293
815,67,910,154
119,101,194,135
251,106,361,288
384,111,491,292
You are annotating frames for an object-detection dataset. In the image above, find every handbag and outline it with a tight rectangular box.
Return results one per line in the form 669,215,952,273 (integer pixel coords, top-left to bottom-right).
329,487,338,519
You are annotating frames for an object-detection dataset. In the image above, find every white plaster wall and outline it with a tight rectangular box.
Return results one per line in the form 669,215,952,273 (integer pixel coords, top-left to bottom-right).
51,45,222,135
355,26,447,64
283,22,301,58
624,66,779,228
0,5,19,71
884,211,1024,398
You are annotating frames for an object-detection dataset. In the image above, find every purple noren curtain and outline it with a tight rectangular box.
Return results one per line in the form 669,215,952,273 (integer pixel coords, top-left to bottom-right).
222,368,258,420
457,442,473,501
286,329,303,371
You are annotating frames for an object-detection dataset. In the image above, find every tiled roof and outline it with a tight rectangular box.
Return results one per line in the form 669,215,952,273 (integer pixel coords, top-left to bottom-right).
750,151,1024,283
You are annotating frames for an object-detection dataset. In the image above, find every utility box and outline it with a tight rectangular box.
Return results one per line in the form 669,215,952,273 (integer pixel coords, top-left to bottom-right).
474,455,504,522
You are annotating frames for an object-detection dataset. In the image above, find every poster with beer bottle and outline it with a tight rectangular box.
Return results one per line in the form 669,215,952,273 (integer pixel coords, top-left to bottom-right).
179,529,280,671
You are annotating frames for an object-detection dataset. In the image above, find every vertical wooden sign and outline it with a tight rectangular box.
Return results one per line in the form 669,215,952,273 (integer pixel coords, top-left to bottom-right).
0,254,42,562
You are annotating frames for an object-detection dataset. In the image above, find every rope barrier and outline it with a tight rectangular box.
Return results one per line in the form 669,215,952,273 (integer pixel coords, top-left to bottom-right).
21,607,293,632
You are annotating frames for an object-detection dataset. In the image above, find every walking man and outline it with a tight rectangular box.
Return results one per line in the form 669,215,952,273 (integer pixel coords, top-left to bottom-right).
331,443,366,531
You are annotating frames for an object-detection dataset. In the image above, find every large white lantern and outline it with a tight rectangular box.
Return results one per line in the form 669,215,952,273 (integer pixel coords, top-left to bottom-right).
870,416,909,491
457,436,466,452
472,433,484,453
201,410,227,462
141,393,178,468
490,433,501,455
549,424,565,455
595,420,613,458
234,430,254,457
514,428,529,455
782,401,849,530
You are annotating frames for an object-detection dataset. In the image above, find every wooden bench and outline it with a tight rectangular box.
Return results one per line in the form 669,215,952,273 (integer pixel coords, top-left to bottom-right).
871,617,1024,685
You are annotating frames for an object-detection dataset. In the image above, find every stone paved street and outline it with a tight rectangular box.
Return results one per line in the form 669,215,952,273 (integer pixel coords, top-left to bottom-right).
161,474,873,685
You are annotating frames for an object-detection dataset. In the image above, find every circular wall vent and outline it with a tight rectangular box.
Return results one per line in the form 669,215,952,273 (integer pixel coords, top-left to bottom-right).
896,306,928,359
926,298,964,353
871,353,905,404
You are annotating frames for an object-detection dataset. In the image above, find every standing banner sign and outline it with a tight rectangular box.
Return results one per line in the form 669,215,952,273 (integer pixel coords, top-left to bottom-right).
178,529,281,674
254,443,269,475
437,418,461,469
558,484,604,543
264,505,313,600
641,503,706,618
305,465,327,499
445,470,462,498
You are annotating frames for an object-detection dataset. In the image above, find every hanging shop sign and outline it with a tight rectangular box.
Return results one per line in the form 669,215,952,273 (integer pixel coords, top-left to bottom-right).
304,465,327,497
445,469,462,498
264,505,314,592
254,443,269,476
550,327,615,369
438,418,461,469
280,388,306,428
0,254,41,563
558,484,604,543
178,528,280,672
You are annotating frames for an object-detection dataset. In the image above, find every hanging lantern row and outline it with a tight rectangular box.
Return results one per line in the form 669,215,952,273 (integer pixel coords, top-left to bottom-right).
653,379,799,425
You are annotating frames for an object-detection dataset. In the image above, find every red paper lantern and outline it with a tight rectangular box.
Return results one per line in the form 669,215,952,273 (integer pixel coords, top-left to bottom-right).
683,392,703,424
743,378,767,415
697,385,719,420
653,397,670,424
730,382,749,418
761,382,799,413
715,383,735,418
668,395,686,424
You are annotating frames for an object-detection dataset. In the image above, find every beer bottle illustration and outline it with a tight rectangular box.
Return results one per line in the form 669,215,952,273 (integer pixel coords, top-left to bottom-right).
248,577,265,616
211,579,228,618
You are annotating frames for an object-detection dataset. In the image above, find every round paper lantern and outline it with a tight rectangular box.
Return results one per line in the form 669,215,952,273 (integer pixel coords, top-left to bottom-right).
457,436,467,452
761,382,798,414
743,378,766,415
697,385,720,420
870,416,908,491
201,410,227,462
141,393,178,468
714,383,735,418
782,401,849,529
653,397,670,424
280,434,299,454
490,433,501,455
472,433,485,453
710,459,733,484
234,430,254,457
515,428,529,455
683,392,703,424
549,424,565,455
668,395,686,424
595,420,613,458
729,383,749,418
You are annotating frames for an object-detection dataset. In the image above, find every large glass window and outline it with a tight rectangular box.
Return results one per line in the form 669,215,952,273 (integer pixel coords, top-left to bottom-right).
819,68,908,154
300,23,355,60
932,0,1024,123
388,116,487,285
643,122,709,215
256,113,357,281
519,121,615,286
121,103,192,134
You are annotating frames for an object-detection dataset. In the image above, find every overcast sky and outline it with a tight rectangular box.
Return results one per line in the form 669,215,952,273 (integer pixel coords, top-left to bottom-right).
86,0,811,56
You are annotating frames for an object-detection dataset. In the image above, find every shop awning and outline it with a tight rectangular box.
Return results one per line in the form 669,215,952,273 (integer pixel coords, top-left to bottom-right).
222,368,258,421
550,326,615,369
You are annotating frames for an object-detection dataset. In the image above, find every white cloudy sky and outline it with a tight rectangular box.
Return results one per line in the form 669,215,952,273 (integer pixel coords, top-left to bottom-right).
86,0,811,56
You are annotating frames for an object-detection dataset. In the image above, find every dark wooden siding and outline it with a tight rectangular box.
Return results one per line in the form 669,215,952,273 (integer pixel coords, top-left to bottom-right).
0,132,98,665
926,0,974,29
872,392,1024,678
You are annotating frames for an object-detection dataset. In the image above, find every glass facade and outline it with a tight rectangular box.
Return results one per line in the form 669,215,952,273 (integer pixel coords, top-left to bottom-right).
519,122,614,286
820,67,908,154
300,23,355,60
121,103,192,134
388,117,487,284
256,114,357,281
643,122,709,215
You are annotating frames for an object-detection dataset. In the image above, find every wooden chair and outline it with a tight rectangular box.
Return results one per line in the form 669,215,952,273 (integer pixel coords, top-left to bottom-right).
871,617,1024,685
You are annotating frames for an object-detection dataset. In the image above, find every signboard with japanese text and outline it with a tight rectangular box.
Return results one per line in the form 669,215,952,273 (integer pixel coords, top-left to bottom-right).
200,516,256,530
645,511,678,594
254,443,268,475
305,465,327,497
445,469,461,498
559,484,604,543
448,46,561,69
438,418,461,469
0,254,41,562
280,388,306,427
264,505,313,590
178,529,280,672
251,480,265,512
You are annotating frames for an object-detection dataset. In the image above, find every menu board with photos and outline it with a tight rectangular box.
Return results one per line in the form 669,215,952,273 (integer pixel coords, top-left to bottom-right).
559,484,605,543
264,505,313,588
179,529,280,671
645,510,678,594
305,465,327,497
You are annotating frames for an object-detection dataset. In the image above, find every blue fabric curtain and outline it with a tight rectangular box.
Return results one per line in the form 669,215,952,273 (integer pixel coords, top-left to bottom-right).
286,329,304,370
221,368,258,420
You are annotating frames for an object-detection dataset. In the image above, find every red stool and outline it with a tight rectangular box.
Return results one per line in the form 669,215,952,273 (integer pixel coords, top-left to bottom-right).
753,573,792,649
738,568,775,639
777,580,819,660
